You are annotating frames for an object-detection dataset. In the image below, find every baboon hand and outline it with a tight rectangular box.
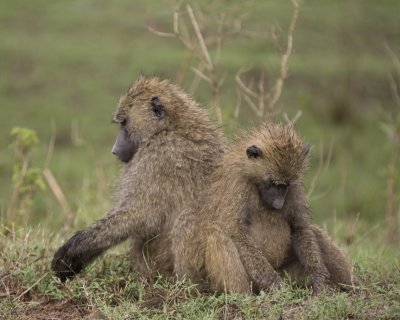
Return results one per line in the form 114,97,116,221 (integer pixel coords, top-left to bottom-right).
51,231,85,282
311,269,330,296
257,272,283,290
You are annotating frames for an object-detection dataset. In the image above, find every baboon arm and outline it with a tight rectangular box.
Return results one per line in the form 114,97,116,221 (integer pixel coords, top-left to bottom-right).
291,227,329,294
284,184,329,294
52,207,150,282
232,228,282,290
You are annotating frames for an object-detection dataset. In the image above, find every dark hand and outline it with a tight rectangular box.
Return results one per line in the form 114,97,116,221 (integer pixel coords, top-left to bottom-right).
311,268,329,296
51,231,85,282
258,272,283,290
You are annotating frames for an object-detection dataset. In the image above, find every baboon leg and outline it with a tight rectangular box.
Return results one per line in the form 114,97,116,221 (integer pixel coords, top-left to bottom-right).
130,237,149,276
146,235,174,276
172,224,205,285
52,210,138,281
311,225,356,289
205,224,252,294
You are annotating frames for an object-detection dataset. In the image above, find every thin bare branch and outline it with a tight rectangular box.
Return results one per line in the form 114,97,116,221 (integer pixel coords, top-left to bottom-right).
173,1,183,34
186,5,213,70
147,26,176,38
43,168,74,227
215,12,225,64
234,88,242,120
235,68,257,98
384,41,400,75
258,72,265,118
242,92,261,117
307,139,333,199
14,273,48,301
189,62,205,94
191,66,212,84
267,0,300,113
44,119,56,168
283,110,303,124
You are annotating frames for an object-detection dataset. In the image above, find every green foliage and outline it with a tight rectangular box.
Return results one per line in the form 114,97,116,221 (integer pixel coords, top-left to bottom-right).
6,127,46,227
9,127,39,159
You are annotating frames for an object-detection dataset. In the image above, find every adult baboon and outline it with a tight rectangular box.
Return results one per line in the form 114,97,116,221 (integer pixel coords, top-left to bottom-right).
52,76,226,281
172,123,355,294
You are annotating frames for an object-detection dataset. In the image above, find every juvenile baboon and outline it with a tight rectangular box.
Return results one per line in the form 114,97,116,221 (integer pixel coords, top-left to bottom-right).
52,76,226,281
172,123,355,294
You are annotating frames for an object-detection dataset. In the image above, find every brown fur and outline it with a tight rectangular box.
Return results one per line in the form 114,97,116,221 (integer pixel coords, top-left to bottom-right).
51,76,226,281
172,122,355,294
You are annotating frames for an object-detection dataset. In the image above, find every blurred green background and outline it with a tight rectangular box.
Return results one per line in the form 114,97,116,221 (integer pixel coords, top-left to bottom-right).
1,0,399,239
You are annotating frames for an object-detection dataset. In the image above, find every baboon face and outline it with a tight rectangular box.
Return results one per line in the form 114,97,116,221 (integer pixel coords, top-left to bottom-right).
246,144,290,210
245,139,310,211
112,120,138,162
111,77,181,163
112,95,165,163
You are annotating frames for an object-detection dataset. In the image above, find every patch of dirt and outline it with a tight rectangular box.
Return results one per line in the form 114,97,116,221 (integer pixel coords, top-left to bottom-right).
15,298,92,320
0,274,95,320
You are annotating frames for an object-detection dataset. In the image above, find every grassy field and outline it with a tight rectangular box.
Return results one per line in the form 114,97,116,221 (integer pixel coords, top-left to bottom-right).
1,229,399,319
1,0,400,319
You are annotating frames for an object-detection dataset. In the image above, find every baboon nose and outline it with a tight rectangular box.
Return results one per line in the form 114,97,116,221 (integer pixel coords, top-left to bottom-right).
272,198,285,210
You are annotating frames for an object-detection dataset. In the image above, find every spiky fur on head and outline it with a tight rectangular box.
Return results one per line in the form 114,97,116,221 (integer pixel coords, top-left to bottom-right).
229,122,310,184
113,76,218,148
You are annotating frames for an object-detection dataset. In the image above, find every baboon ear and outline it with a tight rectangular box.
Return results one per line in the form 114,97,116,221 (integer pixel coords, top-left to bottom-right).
246,145,262,159
303,143,311,156
151,96,165,119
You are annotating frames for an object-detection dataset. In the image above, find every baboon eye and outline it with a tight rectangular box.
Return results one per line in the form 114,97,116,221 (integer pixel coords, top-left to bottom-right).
303,143,311,156
246,145,262,159
151,96,165,119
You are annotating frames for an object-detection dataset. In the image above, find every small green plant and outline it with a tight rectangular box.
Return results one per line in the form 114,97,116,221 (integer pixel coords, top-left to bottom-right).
5,127,46,228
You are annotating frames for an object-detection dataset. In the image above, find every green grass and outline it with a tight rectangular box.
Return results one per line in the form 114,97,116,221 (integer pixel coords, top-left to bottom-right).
0,228,399,319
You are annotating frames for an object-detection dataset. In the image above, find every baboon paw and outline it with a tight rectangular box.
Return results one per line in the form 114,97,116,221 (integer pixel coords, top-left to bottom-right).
311,277,329,296
51,247,83,282
259,273,283,290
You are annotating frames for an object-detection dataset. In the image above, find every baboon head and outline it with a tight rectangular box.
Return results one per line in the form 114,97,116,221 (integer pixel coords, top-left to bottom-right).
111,76,210,163
236,123,310,210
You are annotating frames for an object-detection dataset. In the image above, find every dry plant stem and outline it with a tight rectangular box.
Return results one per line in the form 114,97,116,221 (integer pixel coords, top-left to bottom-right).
307,139,333,199
234,87,242,120
186,5,213,69
386,147,399,242
235,68,257,99
215,12,225,65
384,41,400,242
283,110,303,125
43,168,74,227
384,41,400,75
176,48,195,86
13,272,48,301
235,0,300,120
186,5,223,124
44,120,56,168
258,72,265,118
266,0,300,114
190,62,205,95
